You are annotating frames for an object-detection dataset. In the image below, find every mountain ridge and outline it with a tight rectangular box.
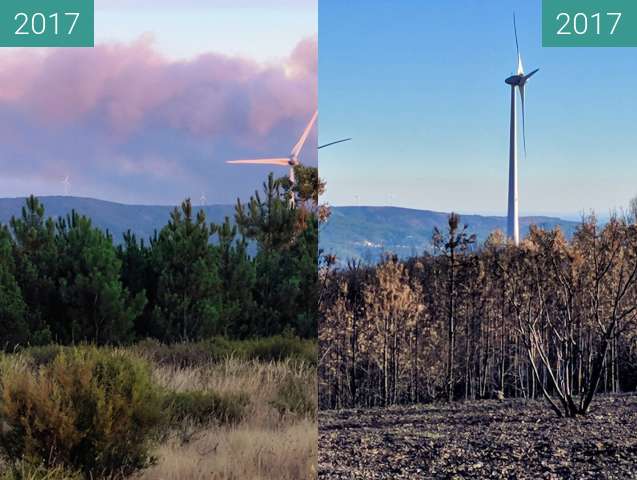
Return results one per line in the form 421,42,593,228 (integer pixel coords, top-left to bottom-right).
0,197,580,262
0,196,236,243
320,205,581,263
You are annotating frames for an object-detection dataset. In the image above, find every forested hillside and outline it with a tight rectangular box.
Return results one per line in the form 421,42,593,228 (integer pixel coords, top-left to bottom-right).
0,170,318,347
0,197,235,245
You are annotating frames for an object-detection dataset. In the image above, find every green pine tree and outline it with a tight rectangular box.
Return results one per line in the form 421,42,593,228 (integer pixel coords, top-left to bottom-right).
212,217,257,338
9,196,58,341
0,225,28,348
152,200,221,341
54,211,145,344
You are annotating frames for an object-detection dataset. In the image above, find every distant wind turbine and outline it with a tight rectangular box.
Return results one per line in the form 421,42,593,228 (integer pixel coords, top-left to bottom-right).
505,14,539,246
200,192,207,206
62,176,71,196
227,110,318,205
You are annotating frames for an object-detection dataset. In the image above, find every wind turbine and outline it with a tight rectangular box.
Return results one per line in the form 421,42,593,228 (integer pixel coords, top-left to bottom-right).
200,192,207,206
505,14,539,246
226,110,318,205
62,176,71,196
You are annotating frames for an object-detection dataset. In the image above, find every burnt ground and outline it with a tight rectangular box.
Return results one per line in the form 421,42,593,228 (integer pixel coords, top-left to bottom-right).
319,396,637,479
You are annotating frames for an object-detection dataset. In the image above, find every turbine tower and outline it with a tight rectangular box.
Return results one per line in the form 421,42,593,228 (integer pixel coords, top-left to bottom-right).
227,110,318,206
505,15,538,246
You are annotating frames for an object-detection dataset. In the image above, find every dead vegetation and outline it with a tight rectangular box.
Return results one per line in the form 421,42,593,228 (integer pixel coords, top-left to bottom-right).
320,216,637,418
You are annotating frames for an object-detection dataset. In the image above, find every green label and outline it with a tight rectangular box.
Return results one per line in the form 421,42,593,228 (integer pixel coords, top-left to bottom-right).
0,0,93,47
542,0,637,46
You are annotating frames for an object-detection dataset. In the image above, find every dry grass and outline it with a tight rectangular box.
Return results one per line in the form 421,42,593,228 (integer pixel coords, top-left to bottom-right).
138,358,317,480
139,420,316,480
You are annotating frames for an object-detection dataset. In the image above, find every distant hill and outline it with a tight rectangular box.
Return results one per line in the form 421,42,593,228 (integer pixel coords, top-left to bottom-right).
0,196,235,243
320,206,581,264
0,198,580,262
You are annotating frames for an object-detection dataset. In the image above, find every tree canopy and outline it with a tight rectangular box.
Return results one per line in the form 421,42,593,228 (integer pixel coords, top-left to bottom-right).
0,170,319,348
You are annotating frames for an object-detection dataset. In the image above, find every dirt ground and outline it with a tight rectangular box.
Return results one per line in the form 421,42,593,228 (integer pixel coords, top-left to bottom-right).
319,396,637,479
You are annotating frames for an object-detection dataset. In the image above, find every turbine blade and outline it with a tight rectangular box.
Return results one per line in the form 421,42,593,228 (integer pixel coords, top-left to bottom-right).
519,84,527,156
513,13,519,58
318,138,352,149
524,68,539,81
226,158,290,166
514,13,524,75
291,110,318,158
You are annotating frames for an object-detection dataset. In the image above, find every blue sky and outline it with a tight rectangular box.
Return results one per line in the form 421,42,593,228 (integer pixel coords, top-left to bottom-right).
319,0,637,217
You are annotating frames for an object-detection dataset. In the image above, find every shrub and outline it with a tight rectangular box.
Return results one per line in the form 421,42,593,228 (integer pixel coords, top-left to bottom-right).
0,348,164,477
270,375,317,420
163,390,249,426
134,336,317,367
243,335,317,366
134,337,236,367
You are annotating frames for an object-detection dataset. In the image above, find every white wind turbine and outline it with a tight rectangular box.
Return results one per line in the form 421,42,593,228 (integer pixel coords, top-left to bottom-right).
61,175,71,196
226,110,318,205
505,14,539,246
200,192,207,206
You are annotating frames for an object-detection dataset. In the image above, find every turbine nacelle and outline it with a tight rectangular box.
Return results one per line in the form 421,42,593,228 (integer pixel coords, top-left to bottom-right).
505,74,524,86
505,68,539,86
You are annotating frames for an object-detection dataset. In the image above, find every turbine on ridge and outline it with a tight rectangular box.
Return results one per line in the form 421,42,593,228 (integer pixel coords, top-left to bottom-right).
62,176,71,196
505,14,539,246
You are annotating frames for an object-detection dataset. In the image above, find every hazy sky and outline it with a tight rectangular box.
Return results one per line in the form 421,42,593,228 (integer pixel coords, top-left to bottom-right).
95,0,317,61
319,0,637,217
0,0,317,205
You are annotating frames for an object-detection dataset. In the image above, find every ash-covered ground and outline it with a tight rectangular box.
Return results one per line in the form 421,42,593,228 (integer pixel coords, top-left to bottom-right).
319,396,637,479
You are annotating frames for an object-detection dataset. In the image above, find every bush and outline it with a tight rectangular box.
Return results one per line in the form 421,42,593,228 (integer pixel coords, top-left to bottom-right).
243,335,317,366
0,348,164,477
163,390,249,426
134,336,317,367
134,337,237,367
270,375,317,420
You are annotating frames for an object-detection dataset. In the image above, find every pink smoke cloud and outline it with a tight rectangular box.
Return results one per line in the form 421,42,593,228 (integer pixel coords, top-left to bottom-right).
1,35,316,139
0,36,317,204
